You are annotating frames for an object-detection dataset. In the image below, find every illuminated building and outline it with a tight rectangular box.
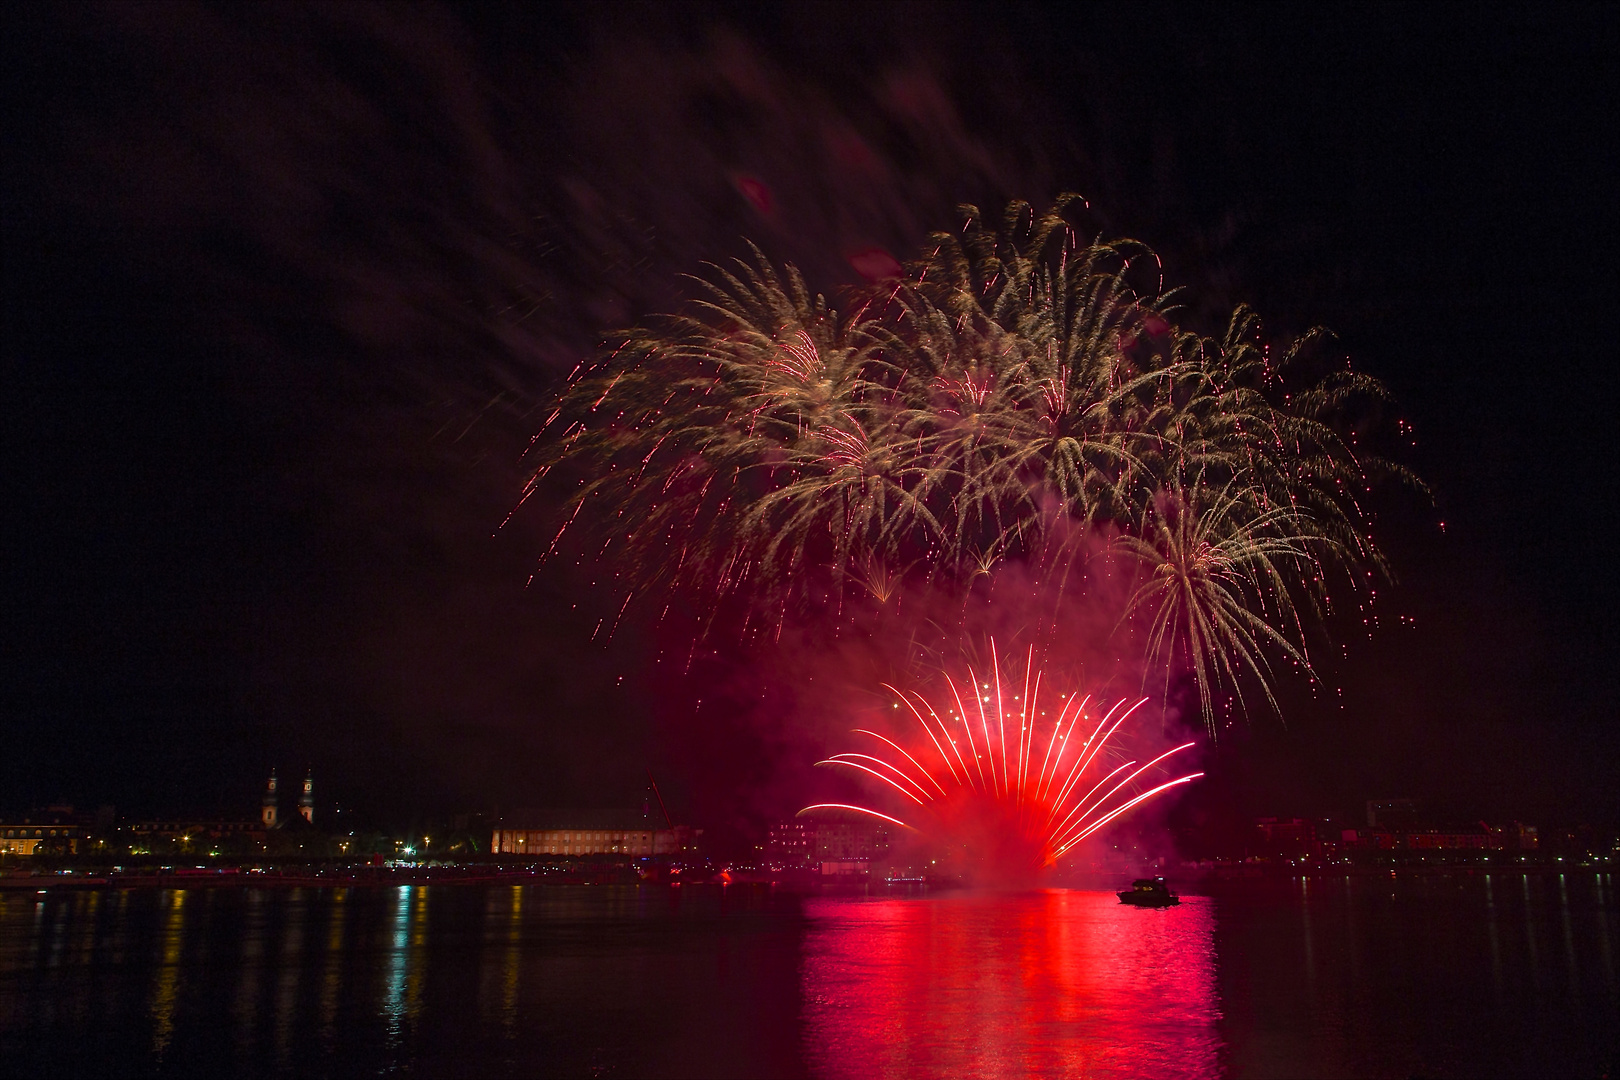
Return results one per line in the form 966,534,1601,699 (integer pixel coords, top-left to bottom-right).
491,809,701,856
808,819,892,878
0,821,86,856
258,769,314,829
766,820,817,869
1404,826,1498,850
1340,820,1508,851
0,806,95,855
765,819,894,876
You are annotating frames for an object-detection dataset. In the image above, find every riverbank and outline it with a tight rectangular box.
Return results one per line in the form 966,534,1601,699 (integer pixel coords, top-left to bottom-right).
2,853,1613,891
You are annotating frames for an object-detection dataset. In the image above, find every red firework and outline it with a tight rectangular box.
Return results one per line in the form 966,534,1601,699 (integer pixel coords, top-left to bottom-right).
802,644,1203,875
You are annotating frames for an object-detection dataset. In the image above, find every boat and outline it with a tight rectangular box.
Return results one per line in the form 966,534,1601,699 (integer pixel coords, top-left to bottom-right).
1117,877,1181,907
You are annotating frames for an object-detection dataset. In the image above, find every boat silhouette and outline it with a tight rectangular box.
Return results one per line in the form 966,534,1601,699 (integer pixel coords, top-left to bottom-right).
1117,877,1180,907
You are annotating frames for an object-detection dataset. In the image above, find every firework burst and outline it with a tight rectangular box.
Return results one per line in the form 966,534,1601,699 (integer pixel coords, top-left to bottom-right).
801,646,1203,878
524,196,1425,729
523,245,939,633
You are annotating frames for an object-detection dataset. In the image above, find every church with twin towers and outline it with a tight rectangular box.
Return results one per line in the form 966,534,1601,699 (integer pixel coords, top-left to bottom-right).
260,771,315,828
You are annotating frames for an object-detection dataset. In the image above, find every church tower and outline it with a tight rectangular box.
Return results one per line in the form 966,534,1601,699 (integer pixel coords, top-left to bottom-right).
261,772,279,828
299,773,314,824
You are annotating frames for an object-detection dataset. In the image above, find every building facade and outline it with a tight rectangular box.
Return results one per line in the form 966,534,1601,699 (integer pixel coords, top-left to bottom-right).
491,810,700,857
0,822,86,856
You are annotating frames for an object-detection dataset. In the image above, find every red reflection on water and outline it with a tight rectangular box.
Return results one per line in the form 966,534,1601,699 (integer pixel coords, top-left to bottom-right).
802,889,1220,1079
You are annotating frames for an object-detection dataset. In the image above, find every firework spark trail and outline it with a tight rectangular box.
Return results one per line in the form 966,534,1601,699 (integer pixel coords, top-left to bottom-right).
1043,698,1140,817
1058,773,1204,853
815,754,932,806
1033,692,1088,805
798,804,916,830
1049,740,1196,849
851,729,950,797
803,655,1202,872
885,684,968,787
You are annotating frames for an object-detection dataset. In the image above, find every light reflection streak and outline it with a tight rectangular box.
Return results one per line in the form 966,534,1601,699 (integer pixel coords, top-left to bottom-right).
273,889,306,1068
408,886,429,1024
1485,875,1504,1001
47,900,70,970
76,891,101,968
1343,876,1360,985
502,885,523,1034
477,888,504,1029
1522,877,1542,990
318,888,348,1050
150,890,186,1058
30,893,47,968
383,885,413,1044
68,893,101,1031
233,889,265,1053
1300,877,1315,986
111,889,131,965
1558,875,1579,1002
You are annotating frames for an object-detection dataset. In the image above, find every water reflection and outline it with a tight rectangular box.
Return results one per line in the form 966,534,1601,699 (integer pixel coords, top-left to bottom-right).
801,889,1220,1080
1,878,1615,1078
1597,876,1617,1005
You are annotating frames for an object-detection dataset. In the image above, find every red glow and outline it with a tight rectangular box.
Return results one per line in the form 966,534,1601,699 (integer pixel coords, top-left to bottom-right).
733,174,774,215
846,246,903,281
803,890,1220,1078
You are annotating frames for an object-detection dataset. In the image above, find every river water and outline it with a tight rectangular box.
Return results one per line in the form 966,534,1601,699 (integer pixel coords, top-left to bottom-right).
1,874,1614,1078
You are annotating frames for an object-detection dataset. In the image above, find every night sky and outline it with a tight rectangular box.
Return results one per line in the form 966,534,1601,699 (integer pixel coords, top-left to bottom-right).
5,5,1616,842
